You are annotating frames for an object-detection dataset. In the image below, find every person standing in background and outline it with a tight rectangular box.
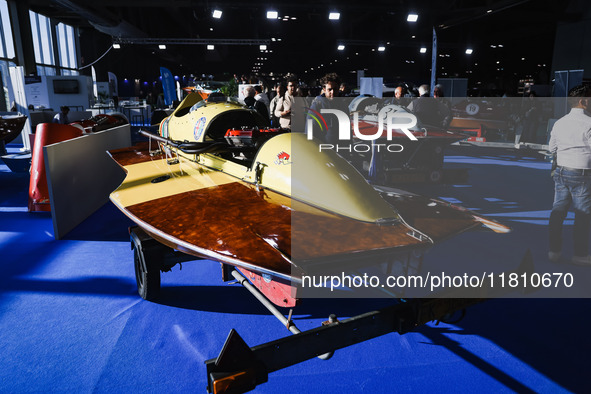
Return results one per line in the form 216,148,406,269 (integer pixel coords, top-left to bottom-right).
53,106,70,124
548,85,591,265
275,77,296,129
269,82,286,128
254,85,270,115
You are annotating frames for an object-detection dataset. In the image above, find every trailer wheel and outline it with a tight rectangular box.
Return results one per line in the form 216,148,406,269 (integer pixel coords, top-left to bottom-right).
133,242,161,301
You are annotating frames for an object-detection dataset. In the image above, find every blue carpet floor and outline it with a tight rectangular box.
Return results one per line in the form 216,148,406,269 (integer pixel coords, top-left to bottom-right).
1,144,590,393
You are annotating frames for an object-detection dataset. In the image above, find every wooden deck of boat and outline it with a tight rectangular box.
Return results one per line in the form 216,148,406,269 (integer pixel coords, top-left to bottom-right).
108,142,486,279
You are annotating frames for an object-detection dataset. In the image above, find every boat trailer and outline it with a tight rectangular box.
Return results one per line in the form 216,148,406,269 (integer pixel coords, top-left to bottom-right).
129,225,531,394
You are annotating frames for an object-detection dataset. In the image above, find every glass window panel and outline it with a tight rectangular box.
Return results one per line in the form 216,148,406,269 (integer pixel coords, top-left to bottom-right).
56,22,77,72
57,23,67,68
39,14,53,65
29,11,42,64
37,65,56,76
66,25,76,69
0,0,15,59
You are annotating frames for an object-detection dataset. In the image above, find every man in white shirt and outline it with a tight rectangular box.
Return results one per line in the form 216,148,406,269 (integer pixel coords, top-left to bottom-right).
254,85,270,114
274,78,296,129
269,82,285,127
548,84,591,265
53,106,70,124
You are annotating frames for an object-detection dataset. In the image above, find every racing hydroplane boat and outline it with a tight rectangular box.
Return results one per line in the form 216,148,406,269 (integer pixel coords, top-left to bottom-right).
108,92,509,307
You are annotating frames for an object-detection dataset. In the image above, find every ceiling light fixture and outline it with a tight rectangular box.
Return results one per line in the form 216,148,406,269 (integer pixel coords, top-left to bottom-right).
159,44,166,49
329,12,340,20
420,47,427,53
212,9,222,19
267,11,278,19
112,43,120,49
465,48,473,54
407,13,418,22
207,45,214,50
260,44,267,50
377,46,385,52
337,44,345,50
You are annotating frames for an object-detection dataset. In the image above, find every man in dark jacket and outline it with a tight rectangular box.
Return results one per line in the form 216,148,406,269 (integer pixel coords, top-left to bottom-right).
244,86,269,122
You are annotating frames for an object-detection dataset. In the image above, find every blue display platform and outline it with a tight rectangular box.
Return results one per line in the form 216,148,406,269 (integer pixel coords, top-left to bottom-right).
0,144,589,393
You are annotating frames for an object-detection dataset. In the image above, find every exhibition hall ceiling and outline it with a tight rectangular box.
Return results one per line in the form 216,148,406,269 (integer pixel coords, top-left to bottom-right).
26,0,580,83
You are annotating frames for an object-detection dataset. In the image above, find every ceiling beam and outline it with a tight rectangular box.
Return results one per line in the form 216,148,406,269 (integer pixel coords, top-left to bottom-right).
113,37,271,45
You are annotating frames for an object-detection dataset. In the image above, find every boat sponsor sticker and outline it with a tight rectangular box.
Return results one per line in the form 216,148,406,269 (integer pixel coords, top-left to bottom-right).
275,151,291,165
160,116,170,138
465,103,480,115
194,116,207,141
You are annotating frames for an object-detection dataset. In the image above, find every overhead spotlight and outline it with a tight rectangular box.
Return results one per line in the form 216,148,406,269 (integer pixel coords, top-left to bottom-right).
407,13,418,22
159,44,166,49
377,46,385,52
112,43,121,49
487,9,493,13
329,12,340,20
337,44,345,50
267,11,278,19
465,48,473,54
420,47,427,53
207,45,214,50
260,44,267,50
212,9,222,19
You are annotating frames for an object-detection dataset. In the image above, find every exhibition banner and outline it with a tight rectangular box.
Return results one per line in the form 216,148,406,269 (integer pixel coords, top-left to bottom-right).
430,27,437,96
160,67,175,106
107,71,118,97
